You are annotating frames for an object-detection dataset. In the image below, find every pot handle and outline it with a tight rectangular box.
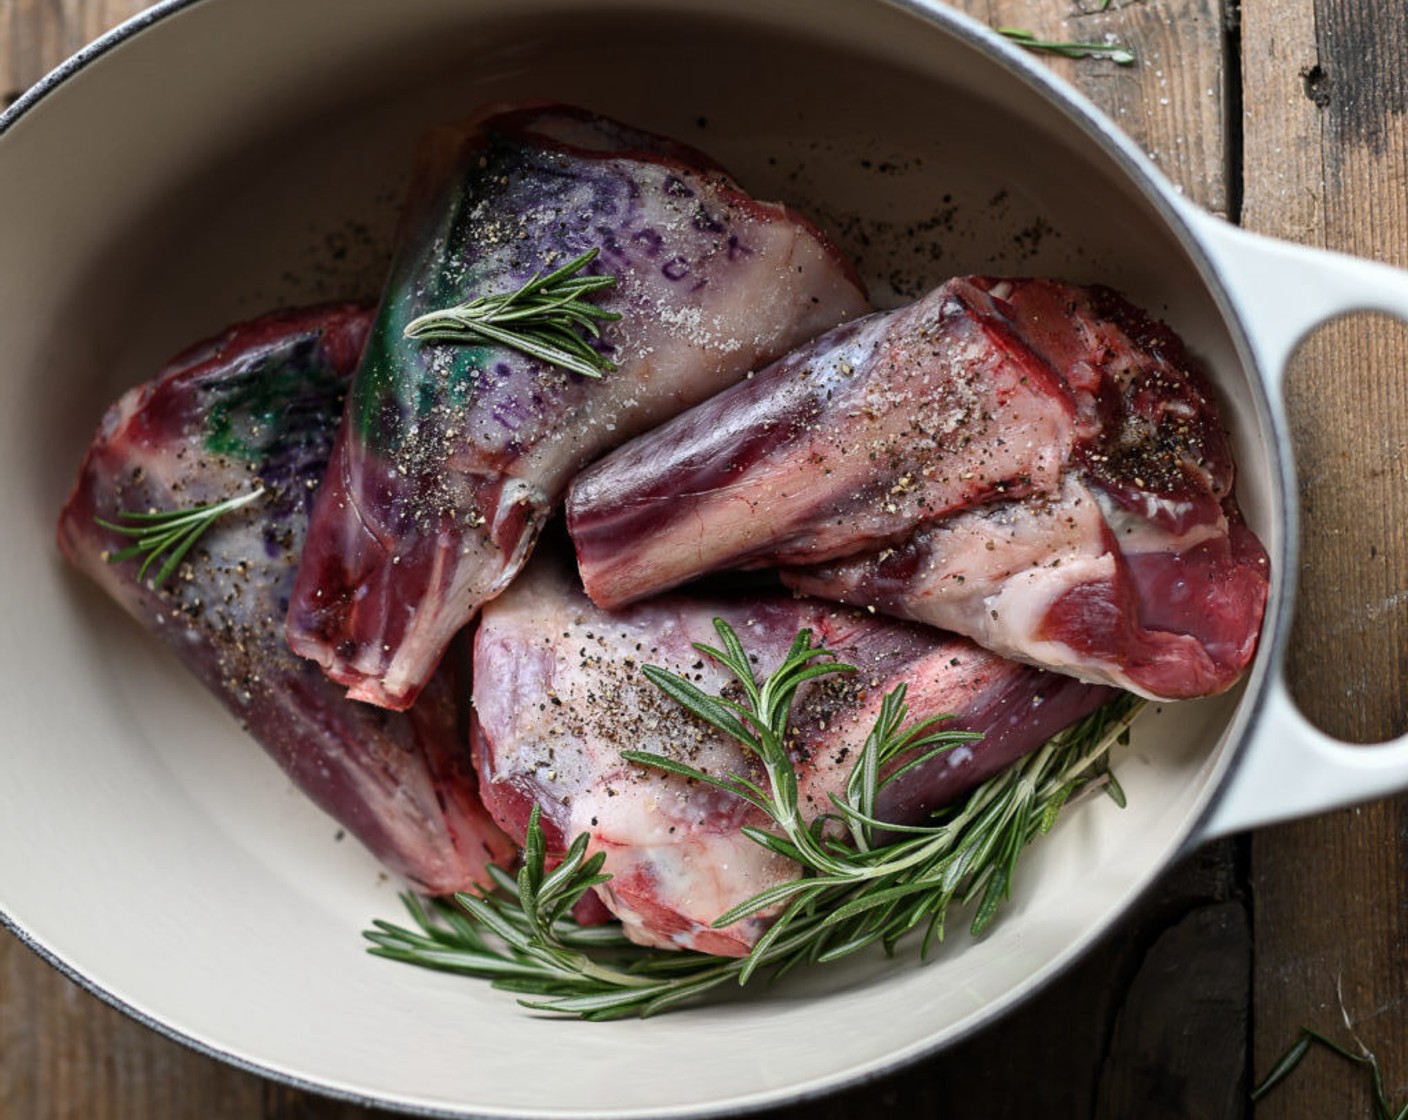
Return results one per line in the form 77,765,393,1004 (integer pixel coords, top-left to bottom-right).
1189,213,1408,380
1187,212,1408,838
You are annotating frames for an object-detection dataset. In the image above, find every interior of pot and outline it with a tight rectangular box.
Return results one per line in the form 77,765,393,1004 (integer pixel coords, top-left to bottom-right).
0,0,1279,1115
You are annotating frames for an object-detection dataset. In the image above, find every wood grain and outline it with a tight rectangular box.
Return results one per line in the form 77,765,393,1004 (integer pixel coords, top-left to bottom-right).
958,0,1230,216
0,0,1315,1116
1240,0,1408,1115
1,0,146,96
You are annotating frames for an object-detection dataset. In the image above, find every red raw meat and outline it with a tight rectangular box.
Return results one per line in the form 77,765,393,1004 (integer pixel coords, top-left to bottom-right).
286,104,869,710
567,278,1269,699
58,306,516,894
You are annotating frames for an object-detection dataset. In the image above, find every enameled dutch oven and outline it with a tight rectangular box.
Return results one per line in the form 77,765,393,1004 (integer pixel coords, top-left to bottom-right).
4,1,1408,1116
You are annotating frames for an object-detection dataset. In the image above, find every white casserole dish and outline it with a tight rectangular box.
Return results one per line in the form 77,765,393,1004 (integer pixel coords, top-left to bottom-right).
3,1,1408,1115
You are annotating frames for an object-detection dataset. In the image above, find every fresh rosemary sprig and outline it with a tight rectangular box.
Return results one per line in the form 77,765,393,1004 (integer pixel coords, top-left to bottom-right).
999,27,1136,65
628,622,1136,961
96,485,265,585
403,247,621,379
365,622,1142,1020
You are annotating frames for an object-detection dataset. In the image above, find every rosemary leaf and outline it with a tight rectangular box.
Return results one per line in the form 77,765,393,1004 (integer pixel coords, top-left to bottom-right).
620,749,772,812
638,664,757,745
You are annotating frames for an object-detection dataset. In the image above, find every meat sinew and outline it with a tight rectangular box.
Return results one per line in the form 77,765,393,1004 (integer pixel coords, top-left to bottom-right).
567,277,1269,700
286,103,870,710
57,306,516,895
470,557,1112,955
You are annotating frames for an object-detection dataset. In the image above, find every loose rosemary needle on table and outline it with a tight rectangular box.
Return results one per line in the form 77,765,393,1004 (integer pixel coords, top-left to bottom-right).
366,620,1143,1020
999,27,1136,65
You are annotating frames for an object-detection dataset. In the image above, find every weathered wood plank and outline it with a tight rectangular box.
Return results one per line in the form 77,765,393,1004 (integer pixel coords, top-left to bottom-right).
1095,902,1250,1120
0,937,267,1119
1240,0,1408,1115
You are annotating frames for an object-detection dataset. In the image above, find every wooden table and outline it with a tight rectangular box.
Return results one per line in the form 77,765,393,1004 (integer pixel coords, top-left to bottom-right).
3,1,1406,1116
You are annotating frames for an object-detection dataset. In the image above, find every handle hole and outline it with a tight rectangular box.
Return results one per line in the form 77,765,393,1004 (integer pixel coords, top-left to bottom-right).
1283,312,1408,744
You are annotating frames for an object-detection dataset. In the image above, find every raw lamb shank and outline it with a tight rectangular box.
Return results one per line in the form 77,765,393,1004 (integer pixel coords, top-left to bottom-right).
287,103,869,710
567,277,1270,700
470,557,1113,955
58,306,516,895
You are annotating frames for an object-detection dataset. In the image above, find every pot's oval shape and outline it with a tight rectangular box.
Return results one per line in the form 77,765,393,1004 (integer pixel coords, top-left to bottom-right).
2,1,1405,1116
